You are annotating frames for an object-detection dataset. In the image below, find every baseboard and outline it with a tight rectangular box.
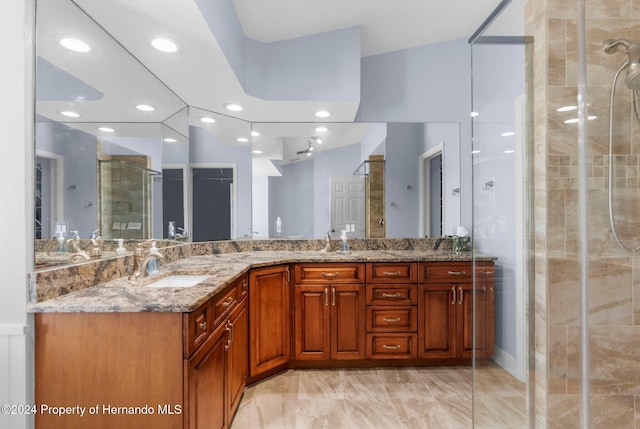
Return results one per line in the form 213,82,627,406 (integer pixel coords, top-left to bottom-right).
0,322,34,429
492,346,525,382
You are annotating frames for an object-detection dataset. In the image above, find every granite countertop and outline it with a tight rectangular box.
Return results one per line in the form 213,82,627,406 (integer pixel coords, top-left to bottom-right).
29,249,486,314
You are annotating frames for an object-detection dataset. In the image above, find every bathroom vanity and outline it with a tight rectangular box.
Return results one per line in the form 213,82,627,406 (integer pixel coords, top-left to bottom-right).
31,243,494,429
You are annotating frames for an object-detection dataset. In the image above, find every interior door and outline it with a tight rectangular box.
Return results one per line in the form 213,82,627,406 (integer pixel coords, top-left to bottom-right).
192,168,233,241
330,176,365,237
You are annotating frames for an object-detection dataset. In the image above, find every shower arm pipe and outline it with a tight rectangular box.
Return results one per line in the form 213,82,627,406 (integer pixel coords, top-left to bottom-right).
607,58,640,253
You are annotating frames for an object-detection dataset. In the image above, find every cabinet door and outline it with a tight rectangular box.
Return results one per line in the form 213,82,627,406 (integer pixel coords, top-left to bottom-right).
185,323,227,429
331,284,366,360
418,284,457,359
226,298,248,424
294,285,331,360
457,283,493,359
249,265,291,376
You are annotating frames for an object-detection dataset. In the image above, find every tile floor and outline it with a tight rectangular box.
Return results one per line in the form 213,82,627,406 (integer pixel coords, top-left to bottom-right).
230,364,527,429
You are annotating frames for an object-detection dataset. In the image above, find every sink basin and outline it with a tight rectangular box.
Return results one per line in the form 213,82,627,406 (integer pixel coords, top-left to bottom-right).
145,275,210,288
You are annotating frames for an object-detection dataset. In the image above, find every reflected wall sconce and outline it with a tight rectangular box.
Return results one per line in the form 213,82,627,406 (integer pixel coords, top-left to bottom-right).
451,187,460,196
483,180,494,190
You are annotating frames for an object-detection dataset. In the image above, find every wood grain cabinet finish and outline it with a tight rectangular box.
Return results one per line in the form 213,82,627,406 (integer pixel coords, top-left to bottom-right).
418,262,495,360
294,264,366,360
35,274,249,429
364,263,418,359
249,265,291,376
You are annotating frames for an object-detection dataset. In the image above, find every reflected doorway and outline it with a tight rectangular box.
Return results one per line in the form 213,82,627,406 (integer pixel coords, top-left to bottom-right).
192,167,235,241
420,146,443,237
329,176,365,237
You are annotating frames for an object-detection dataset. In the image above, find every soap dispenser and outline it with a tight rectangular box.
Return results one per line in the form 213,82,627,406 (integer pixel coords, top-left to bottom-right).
146,241,160,274
115,238,127,255
340,230,349,253
55,232,66,253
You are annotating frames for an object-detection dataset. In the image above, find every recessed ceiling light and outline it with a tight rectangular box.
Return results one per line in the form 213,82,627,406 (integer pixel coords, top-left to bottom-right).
199,116,215,123
470,112,480,117
501,131,515,137
237,137,249,143
151,37,179,53
564,118,579,124
471,150,481,154
98,127,115,133
504,150,515,154
251,131,260,137
60,111,80,118
60,38,91,53
252,150,263,154
557,105,577,112
136,104,155,112
315,110,331,118
315,127,328,133
163,138,177,143
588,115,597,121
224,103,243,112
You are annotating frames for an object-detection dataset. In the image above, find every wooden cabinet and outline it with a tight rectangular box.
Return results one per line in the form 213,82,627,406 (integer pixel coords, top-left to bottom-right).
294,264,366,360
225,294,249,424
184,274,249,429
185,320,227,429
249,265,291,377
365,263,418,359
418,262,494,360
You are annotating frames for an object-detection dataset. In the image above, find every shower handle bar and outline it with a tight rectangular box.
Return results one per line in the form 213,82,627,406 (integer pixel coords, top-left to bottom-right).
607,57,640,253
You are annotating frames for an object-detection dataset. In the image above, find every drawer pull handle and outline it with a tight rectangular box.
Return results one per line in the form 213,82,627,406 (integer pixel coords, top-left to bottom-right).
382,317,401,323
325,288,329,306
382,271,402,276
458,287,464,305
383,344,401,350
452,287,456,304
448,271,467,276
198,321,207,332
321,272,339,278
382,293,402,298
222,297,234,308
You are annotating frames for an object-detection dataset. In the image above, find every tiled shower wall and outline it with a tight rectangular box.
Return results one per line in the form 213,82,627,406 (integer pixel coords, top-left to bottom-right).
531,0,640,427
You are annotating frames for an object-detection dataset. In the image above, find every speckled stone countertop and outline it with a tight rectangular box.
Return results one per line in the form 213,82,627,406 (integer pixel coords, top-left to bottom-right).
29,249,487,313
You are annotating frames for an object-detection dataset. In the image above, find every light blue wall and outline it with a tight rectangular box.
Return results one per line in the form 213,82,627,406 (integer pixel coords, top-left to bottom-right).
360,123,387,160
196,0,360,104
36,122,97,238
245,27,361,102
356,38,473,228
471,43,526,366
269,159,314,238
189,126,252,238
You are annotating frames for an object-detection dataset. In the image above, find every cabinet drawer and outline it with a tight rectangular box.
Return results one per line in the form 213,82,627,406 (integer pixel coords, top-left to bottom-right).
366,306,417,332
366,284,417,305
366,262,417,283
294,263,365,284
419,262,472,282
184,301,212,357
366,334,417,359
213,284,238,322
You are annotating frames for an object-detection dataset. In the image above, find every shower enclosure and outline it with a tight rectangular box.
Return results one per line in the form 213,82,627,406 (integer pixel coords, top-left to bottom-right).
471,0,640,427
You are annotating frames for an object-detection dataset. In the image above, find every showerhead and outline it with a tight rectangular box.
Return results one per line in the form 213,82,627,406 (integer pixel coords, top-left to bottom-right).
603,38,640,90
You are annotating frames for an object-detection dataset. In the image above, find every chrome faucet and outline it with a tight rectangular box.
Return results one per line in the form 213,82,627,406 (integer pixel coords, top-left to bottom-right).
89,236,103,259
66,238,90,262
129,239,164,280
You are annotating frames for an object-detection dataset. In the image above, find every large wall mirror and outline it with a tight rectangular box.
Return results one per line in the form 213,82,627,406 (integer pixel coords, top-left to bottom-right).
34,0,465,270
